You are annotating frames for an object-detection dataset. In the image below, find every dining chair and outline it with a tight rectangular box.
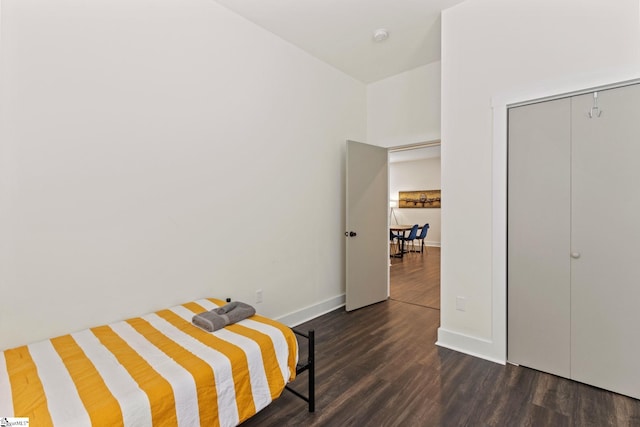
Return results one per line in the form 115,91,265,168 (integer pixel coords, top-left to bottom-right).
416,223,430,254
398,224,419,254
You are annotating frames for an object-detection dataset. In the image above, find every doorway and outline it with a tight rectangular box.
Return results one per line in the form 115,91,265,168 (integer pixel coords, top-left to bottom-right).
388,142,441,310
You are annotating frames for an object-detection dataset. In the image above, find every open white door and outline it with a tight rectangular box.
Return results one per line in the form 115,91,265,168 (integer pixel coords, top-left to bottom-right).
345,140,389,311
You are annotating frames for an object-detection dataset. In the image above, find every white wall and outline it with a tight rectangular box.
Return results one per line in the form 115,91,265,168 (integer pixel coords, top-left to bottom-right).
367,62,441,147
0,0,366,350
439,0,640,362
389,158,441,246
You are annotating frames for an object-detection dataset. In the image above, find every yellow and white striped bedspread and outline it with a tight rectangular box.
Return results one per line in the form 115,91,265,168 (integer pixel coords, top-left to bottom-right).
0,298,298,426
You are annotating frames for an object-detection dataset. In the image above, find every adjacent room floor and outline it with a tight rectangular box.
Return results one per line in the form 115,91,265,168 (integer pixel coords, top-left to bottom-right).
390,246,440,310
241,247,640,426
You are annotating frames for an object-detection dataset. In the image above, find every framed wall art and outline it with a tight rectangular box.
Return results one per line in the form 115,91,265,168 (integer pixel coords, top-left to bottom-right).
398,190,441,208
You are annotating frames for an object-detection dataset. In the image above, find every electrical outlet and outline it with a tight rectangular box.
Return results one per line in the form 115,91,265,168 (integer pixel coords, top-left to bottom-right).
256,289,263,304
456,296,466,312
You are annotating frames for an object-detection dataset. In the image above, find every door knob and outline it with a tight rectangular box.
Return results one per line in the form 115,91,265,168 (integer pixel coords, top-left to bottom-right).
571,252,581,259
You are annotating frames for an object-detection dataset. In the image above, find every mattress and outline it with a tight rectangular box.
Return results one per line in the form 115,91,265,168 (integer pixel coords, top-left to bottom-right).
0,298,298,426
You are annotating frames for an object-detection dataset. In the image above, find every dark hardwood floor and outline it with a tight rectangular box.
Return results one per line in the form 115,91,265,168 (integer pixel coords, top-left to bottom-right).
241,246,640,426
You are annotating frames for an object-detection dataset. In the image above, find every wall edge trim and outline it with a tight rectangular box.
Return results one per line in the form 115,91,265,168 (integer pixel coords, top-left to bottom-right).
436,327,506,365
276,294,345,328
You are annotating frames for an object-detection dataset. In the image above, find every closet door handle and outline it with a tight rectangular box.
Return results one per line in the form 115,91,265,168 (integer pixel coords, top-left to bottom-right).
571,252,581,259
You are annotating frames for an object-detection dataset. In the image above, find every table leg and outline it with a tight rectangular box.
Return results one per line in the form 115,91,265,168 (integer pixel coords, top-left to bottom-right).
400,230,406,258
391,230,407,259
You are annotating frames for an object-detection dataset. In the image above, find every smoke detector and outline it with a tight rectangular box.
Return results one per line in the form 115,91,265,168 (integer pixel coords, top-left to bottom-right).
373,28,389,42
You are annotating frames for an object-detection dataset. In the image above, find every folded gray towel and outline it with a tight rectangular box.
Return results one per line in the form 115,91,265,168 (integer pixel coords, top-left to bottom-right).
192,301,256,332
192,310,228,332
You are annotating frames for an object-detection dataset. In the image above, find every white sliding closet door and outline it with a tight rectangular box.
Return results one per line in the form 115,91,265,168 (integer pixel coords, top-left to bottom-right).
508,82,640,400
507,98,572,378
570,85,640,399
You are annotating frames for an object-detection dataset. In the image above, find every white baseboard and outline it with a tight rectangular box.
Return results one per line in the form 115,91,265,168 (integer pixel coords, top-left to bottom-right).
404,241,440,249
275,294,345,328
436,327,506,365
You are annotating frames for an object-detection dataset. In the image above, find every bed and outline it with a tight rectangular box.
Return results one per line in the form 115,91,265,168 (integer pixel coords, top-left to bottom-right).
0,297,314,426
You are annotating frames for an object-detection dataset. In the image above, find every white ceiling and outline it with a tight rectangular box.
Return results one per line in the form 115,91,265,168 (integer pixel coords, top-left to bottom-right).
213,0,466,83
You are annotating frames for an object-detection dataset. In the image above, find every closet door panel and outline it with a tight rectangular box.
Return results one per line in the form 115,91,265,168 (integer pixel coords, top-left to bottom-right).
571,84,640,399
507,98,571,377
